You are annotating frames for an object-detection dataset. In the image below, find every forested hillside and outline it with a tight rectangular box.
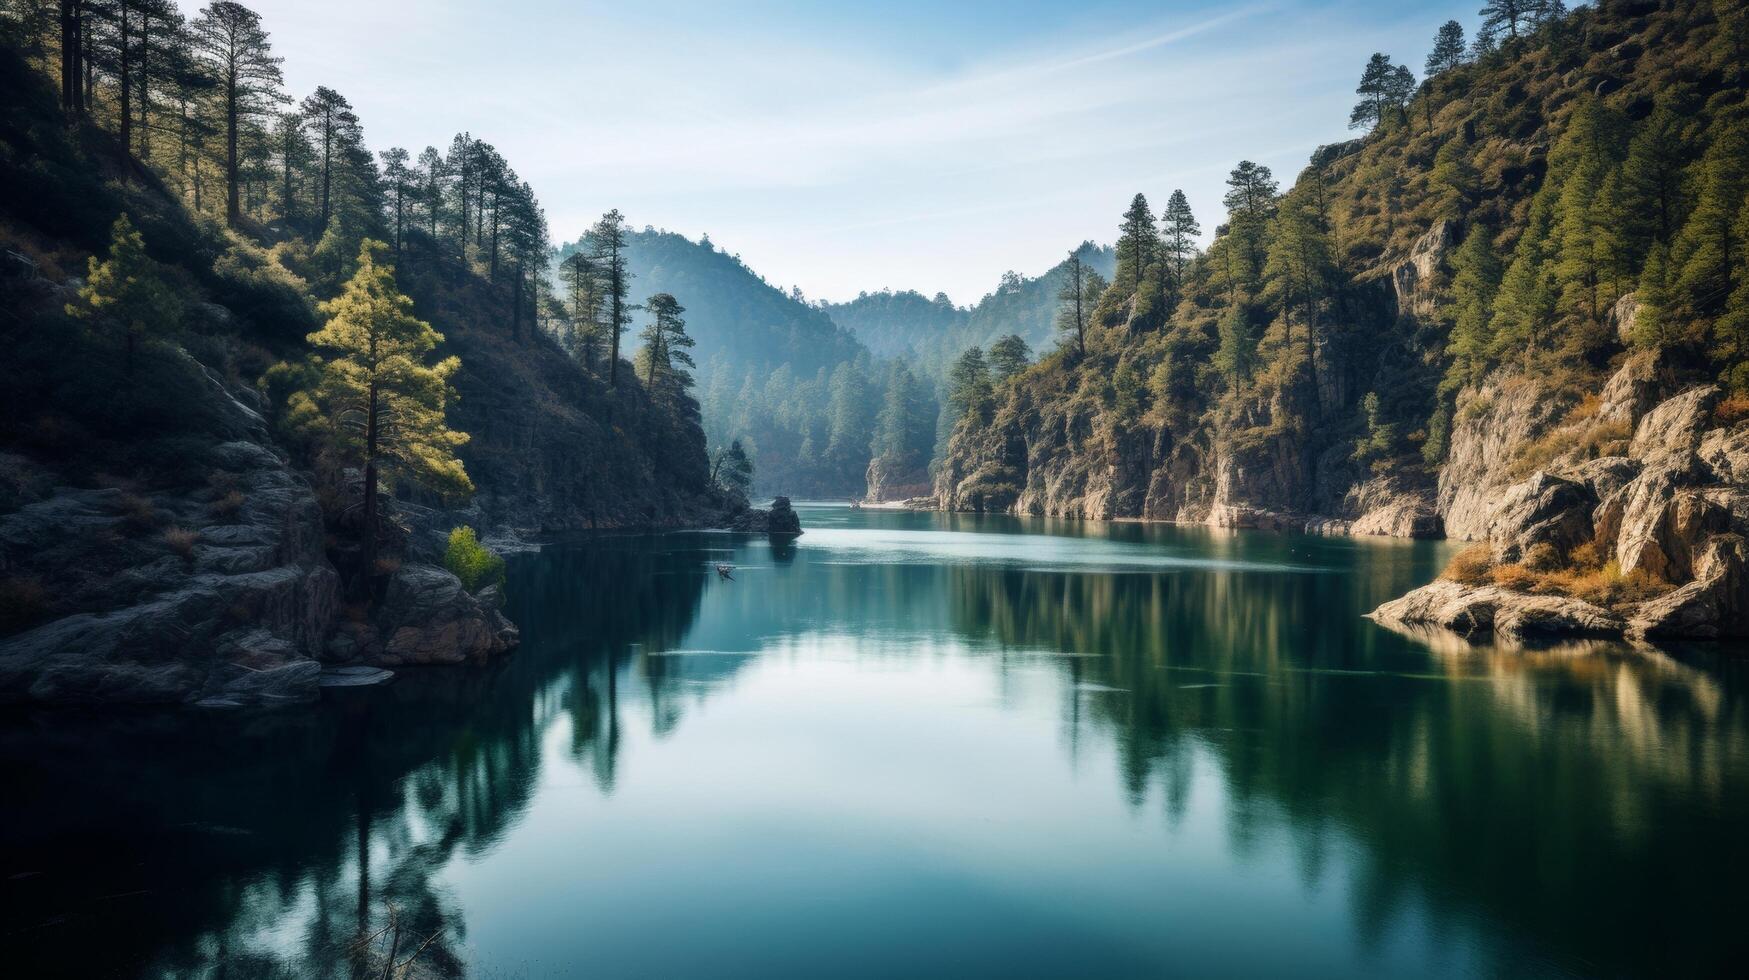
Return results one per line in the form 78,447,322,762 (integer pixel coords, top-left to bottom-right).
936,0,1749,638
826,243,1114,368
0,1,736,703
552,227,942,498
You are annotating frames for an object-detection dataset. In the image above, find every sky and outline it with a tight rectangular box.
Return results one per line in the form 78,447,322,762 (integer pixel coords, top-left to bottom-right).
247,0,1478,306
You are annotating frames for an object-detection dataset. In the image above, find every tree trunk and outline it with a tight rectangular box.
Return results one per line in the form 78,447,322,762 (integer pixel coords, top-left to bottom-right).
362,382,379,587
138,11,151,158
118,3,132,152
225,73,240,225
320,121,333,231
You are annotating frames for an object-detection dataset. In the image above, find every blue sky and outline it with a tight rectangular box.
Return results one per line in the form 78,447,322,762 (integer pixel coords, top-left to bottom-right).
250,0,1478,304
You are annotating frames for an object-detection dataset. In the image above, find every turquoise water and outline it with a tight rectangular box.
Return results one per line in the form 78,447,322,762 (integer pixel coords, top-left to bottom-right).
4,503,1748,977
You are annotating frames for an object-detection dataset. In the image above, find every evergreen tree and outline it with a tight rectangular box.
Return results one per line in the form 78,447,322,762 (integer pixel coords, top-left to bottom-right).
1114,193,1160,297
1214,305,1258,382
189,1,285,225
414,145,445,241
1159,189,1200,312
710,439,754,499
1426,20,1467,75
988,334,1031,380
585,209,634,383
1223,160,1278,291
298,86,363,233
1479,0,1542,42
305,240,470,580
1350,53,1399,131
1611,104,1688,263
1672,117,1749,325
1548,98,1627,324
1443,223,1505,388
871,361,935,476
639,292,696,392
1431,137,1479,219
1261,185,1334,386
559,250,602,370
379,147,411,253
1056,250,1095,357
67,214,181,380
947,346,993,421
271,109,309,221
1713,194,1749,391
1632,241,1682,351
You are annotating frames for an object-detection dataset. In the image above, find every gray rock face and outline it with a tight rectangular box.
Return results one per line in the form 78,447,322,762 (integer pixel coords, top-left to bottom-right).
1630,534,1749,639
1439,375,1574,541
353,564,519,667
1376,375,1749,643
1485,473,1595,564
0,429,338,705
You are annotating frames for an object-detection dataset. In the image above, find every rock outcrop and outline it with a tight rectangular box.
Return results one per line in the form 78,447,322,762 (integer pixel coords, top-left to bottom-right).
725,496,804,535
1369,580,1624,642
325,564,517,667
0,371,339,705
1373,377,1749,643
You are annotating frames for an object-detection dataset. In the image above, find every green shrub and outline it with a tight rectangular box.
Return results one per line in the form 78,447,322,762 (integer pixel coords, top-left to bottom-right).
444,526,505,593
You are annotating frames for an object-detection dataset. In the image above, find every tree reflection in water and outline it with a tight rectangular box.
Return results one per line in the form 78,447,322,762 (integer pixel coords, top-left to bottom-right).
2,514,1747,977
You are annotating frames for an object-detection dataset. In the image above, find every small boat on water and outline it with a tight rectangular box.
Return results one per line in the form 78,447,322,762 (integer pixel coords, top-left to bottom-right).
715,563,735,580
848,499,862,510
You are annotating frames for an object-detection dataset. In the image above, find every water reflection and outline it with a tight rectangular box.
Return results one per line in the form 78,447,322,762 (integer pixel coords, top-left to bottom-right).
2,507,1747,977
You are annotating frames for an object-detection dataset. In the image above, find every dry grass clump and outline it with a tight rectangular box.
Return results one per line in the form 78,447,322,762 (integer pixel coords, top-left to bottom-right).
1443,543,1495,585
210,490,246,521
1439,537,1673,610
162,526,200,561
1714,395,1749,426
115,492,159,535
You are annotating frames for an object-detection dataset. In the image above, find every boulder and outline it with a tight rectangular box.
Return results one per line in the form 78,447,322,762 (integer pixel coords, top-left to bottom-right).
1630,534,1749,639
767,496,802,536
1613,466,1722,579
1368,579,1624,642
1485,472,1594,564
1597,348,1675,424
1604,291,1642,346
1630,385,1719,459
366,563,519,667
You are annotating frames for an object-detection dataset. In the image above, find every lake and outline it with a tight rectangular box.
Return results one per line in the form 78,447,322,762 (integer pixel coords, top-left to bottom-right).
4,503,1748,978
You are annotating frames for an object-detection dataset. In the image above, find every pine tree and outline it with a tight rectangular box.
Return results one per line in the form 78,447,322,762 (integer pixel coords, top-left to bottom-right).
1632,240,1682,351
1713,194,1749,391
1159,189,1200,312
1426,21,1467,75
639,292,696,393
1056,250,1094,357
1223,160,1278,292
1114,193,1160,297
1214,305,1258,382
1261,185,1334,388
988,334,1031,380
1431,137,1479,219
414,145,445,242
710,440,754,499
585,209,634,383
380,147,411,253
1608,104,1687,269
1672,118,1749,324
305,240,471,580
67,214,181,381
1350,53,1399,131
559,250,602,370
947,346,993,421
1443,223,1504,387
1548,98,1627,325
1478,0,1542,42
189,1,285,225
298,86,364,234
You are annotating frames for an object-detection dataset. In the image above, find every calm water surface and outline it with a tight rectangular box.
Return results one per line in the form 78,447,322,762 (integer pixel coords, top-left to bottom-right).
5,504,1749,978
